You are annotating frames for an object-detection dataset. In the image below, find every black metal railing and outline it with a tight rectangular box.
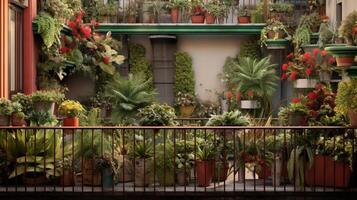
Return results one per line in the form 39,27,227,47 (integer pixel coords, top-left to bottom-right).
0,126,355,195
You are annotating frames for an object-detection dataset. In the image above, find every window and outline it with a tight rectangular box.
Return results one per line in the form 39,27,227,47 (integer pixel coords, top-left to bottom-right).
8,4,23,95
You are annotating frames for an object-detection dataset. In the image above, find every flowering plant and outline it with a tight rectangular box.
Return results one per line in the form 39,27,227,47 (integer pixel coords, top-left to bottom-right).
281,50,335,80
175,92,196,107
59,100,85,118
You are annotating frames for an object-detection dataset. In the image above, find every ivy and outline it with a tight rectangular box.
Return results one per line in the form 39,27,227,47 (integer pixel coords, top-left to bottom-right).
174,52,195,96
129,43,153,86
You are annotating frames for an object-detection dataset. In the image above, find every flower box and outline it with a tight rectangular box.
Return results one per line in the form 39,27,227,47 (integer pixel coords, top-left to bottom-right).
293,79,318,89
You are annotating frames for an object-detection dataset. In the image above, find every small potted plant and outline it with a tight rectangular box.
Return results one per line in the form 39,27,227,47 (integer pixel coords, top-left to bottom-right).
131,140,153,187
175,92,196,118
59,156,76,186
31,90,64,115
204,0,225,24
313,48,336,82
190,0,205,23
59,100,85,127
11,102,26,126
237,6,251,24
168,0,189,23
268,2,293,22
0,99,13,126
260,19,290,49
125,3,138,23
195,141,216,187
335,78,357,127
281,52,319,89
278,99,309,126
326,11,357,68
97,1,119,23
137,103,177,127
147,0,167,23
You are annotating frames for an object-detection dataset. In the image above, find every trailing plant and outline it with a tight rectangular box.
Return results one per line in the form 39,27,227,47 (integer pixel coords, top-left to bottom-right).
206,110,250,126
105,73,156,125
137,104,177,126
174,52,195,96
335,78,357,115
339,10,357,45
34,12,62,49
59,100,85,118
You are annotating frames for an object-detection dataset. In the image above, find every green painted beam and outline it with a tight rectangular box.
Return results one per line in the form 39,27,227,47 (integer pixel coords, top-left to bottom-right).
95,23,266,35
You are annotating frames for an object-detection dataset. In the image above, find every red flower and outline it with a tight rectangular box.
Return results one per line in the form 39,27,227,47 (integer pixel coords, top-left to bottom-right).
313,48,320,56
80,25,92,39
247,90,254,98
307,92,318,100
292,98,301,103
281,64,288,71
59,46,70,54
288,61,295,66
236,92,242,101
290,71,298,80
226,91,233,99
315,83,323,90
68,21,76,29
328,57,335,64
281,73,288,80
103,56,111,64
305,68,313,76
302,52,312,61
321,50,328,57
287,53,294,59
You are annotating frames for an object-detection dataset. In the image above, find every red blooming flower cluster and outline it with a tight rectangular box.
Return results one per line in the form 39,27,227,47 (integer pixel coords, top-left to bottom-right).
281,49,335,81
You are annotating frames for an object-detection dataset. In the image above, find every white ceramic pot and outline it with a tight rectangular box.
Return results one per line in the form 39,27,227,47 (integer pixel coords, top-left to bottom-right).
293,79,318,89
240,100,261,109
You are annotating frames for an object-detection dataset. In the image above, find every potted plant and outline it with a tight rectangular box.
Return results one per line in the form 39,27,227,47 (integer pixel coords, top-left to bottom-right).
31,90,64,115
147,0,167,23
175,92,196,118
95,154,115,189
326,11,357,68
195,140,216,187
131,139,153,187
0,99,13,126
278,99,309,126
10,102,26,126
237,6,251,24
268,2,293,22
59,100,85,127
335,78,357,127
59,156,76,186
137,103,177,127
168,0,189,23
175,140,194,186
281,52,319,89
305,136,352,188
125,3,138,23
260,19,290,49
190,0,205,23
155,142,176,186
204,0,225,24
313,48,336,82
97,0,119,23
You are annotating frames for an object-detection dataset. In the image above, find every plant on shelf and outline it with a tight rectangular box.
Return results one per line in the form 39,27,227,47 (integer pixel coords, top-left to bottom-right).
59,100,85,127
278,99,309,126
335,78,357,126
298,12,322,33
105,73,156,125
12,93,33,115
232,56,279,111
125,3,138,23
0,99,13,126
10,102,26,127
190,0,205,23
147,0,167,23
205,0,226,24
237,6,251,24
175,92,196,118
137,103,177,126
251,2,265,23
168,0,190,23
268,2,293,22
31,90,64,114
260,19,290,47
97,0,119,23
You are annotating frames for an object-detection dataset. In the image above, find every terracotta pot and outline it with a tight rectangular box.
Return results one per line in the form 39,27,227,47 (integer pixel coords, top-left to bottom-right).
127,16,136,23
63,117,79,127
33,101,55,115
305,155,351,188
171,8,179,23
134,158,151,187
82,159,102,186
196,159,215,187
336,57,355,68
213,162,229,182
238,16,251,24
191,15,205,23
288,112,308,126
206,14,216,24
11,115,26,126
23,174,48,186
180,105,195,118
348,110,357,127
60,170,75,186
267,30,284,39
0,115,10,126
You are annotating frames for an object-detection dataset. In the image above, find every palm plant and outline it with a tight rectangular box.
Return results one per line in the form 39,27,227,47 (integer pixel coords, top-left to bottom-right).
105,73,156,125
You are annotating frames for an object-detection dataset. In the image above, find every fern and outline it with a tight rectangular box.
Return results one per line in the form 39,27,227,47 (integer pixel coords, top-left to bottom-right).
293,24,311,52
34,12,62,48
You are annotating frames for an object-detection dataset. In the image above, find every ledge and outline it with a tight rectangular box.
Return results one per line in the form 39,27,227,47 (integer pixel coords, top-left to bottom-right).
95,23,266,35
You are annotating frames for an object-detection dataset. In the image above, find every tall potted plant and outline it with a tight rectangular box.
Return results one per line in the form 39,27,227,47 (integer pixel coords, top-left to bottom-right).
131,140,153,187
190,0,205,23
0,99,13,126
175,92,196,118
195,141,216,187
335,78,357,127
59,100,85,127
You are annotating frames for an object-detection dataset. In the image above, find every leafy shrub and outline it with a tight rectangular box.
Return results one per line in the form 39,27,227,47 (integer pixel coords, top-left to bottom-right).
206,110,250,126
129,43,153,86
174,52,195,96
137,103,177,126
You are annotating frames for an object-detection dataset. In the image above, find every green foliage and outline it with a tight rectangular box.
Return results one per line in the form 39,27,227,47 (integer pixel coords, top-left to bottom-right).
316,136,353,163
335,78,357,114
298,12,322,33
205,0,227,18
97,0,118,16
278,102,309,125
206,110,250,126
339,10,357,45
129,43,153,86
251,3,265,23
28,111,58,126
105,74,156,125
293,24,311,51
130,139,153,159
196,140,217,160
0,99,13,116
239,40,261,59
175,92,196,107
34,12,62,48
174,52,195,96
260,19,290,47
287,145,314,188
318,22,335,47
31,90,65,103
168,0,191,9
137,103,177,126
74,130,112,159
269,2,294,13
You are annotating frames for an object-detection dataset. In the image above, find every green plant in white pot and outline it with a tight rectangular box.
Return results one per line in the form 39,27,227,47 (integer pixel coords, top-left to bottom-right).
31,90,64,115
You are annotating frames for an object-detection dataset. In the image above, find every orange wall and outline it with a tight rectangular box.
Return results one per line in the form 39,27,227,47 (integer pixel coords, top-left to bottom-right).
0,0,9,98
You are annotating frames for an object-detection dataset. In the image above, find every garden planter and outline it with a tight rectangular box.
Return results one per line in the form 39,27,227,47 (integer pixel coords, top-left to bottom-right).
176,170,190,186
305,155,351,188
319,71,332,82
102,167,113,189
288,113,308,126
82,159,102,186
158,172,175,186
60,170,75,186
218,17,225,24
240,100,261,109
271,153,283,187
171,9,179,23
293,79,318,89
117,157,133,183
213,162,229,182
127,16,136,23
348,110,357,127
33,101,55,115
257,164,271,179
11,115,26,126
180,106,195,118
191,16,205,23
134,158,151,187
238,16,251,24
325,46,357,68
63,117,79,127
23,174,48,186
196,159,215,187
206,14,216,24
265,39,289,50
0,115,10,126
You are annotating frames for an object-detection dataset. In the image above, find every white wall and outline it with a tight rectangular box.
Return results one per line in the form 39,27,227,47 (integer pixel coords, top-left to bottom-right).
130,35,254,103
326,0,357,25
